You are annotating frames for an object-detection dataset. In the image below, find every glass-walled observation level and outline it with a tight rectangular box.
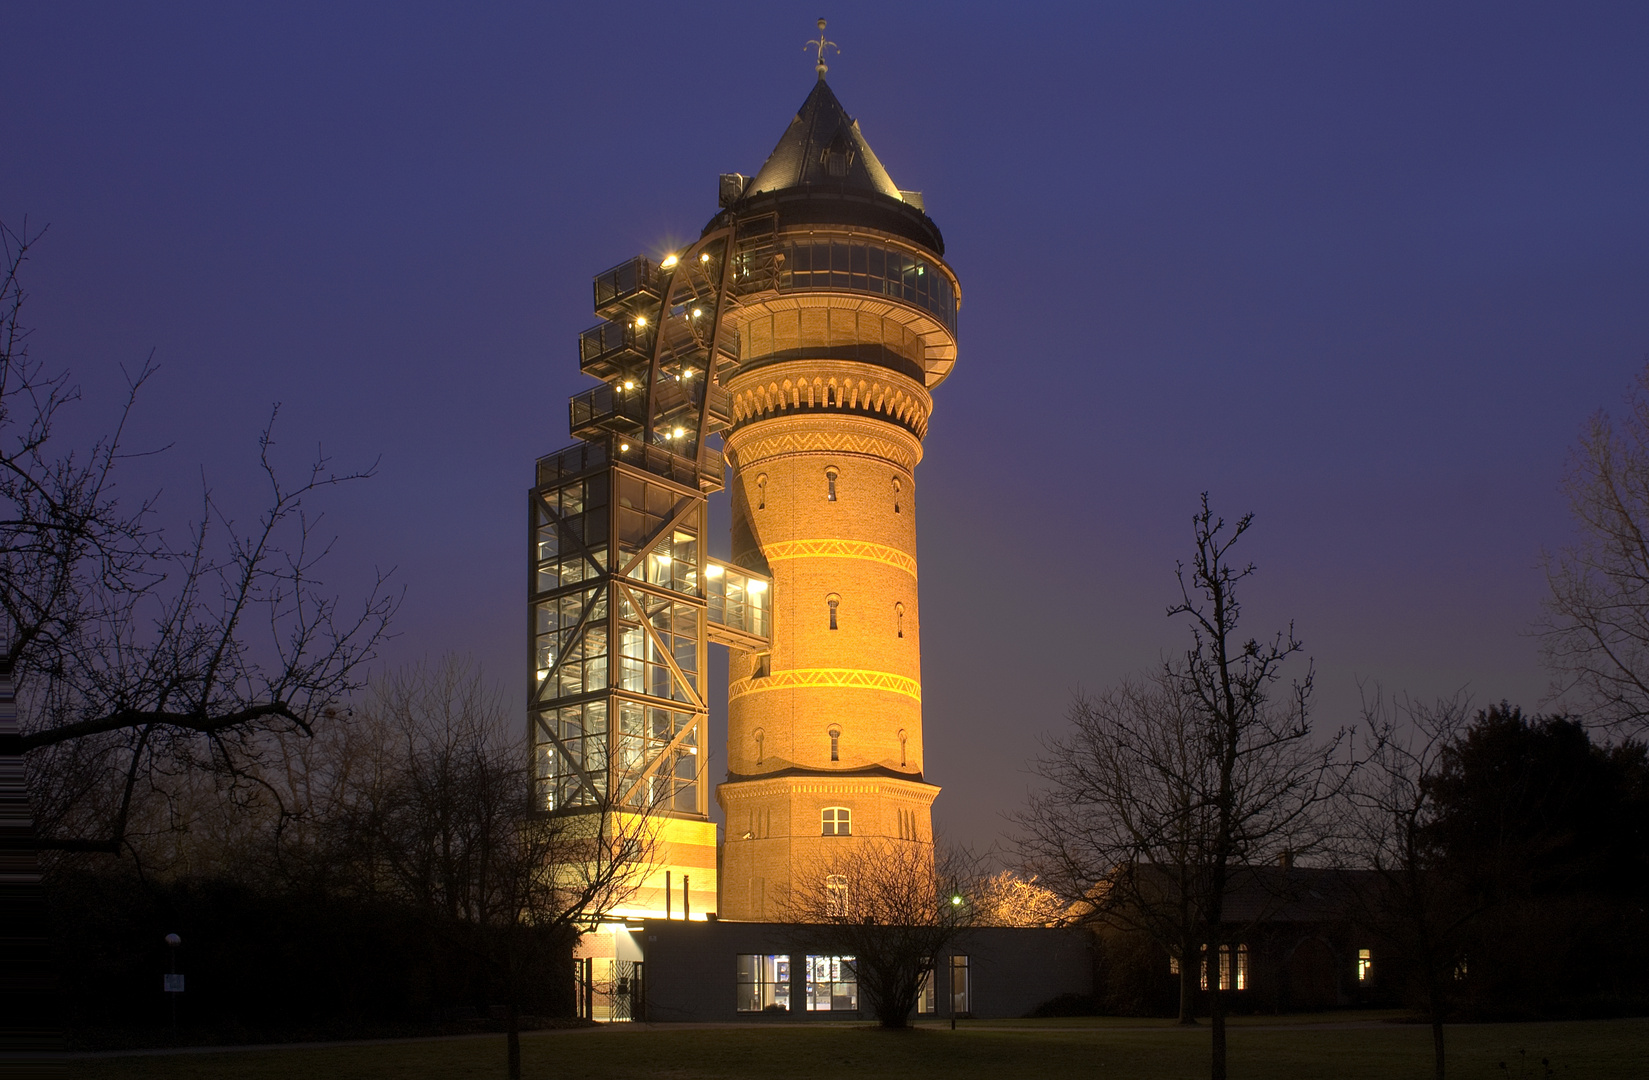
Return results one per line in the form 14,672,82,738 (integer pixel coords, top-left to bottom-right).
729,234,958,336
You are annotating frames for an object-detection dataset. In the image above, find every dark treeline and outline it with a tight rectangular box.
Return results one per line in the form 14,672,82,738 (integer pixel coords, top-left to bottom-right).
42,660,590,1048
1414,703,1649,1019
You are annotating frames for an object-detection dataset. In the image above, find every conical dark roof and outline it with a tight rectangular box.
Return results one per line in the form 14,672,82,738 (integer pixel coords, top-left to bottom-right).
745,78,903,199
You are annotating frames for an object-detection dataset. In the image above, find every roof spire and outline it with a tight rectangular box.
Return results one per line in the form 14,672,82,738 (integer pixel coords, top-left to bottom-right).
805,17,838,81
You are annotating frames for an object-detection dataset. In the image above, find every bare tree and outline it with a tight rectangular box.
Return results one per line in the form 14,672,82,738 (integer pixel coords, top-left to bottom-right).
1543,360,1649,733
1169,496,1342,1080
971,870,1068,928
1340,687,1474,1080
1019,672,1216,1022
315,660,655,1079
1022,496,1342,1079
0,221,396,857
781,838,976,1028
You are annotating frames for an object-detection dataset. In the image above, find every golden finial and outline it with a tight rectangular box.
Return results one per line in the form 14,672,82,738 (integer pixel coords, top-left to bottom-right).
805,17,838,80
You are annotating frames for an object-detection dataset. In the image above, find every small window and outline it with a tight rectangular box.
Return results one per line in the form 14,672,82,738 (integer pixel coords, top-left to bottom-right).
828,725,841,762
823,880,849,920
892,476,901,514
756,473,767,511
825,467,838,502
827,594,839,630
822,806,851,836
1169,954,1181,976
895,602,905,638
753,652,771,679
754,727,765,766
1358,948,1372,983
897,728,908,767
916,967,936,1013
949,955,971,1015
736,954,791,1012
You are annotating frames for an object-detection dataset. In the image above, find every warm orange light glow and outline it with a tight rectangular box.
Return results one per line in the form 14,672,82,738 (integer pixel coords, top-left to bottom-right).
661,253,679,269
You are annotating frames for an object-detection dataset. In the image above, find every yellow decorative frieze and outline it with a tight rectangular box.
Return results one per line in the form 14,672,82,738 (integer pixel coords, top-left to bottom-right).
761,538,917,579
728,667,923,703
727,427,920,473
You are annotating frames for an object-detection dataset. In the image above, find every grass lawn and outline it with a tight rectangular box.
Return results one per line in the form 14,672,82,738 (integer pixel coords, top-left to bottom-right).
67,1015,1649,1080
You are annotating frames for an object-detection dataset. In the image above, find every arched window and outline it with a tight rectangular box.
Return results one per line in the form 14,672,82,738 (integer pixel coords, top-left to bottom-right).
827,593,840,630
892,476,902,514
828,725,841,762
895,602,905,639
897,727,908,768
825,466,838,502
755,473,767,511
825,874,849,916
822,806,851,836
754,727,765,766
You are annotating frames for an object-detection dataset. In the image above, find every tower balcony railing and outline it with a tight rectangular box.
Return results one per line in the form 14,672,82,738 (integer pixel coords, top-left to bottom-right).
579,318,655,381
569,384,647,441
593,256,663,321
650,379,733,432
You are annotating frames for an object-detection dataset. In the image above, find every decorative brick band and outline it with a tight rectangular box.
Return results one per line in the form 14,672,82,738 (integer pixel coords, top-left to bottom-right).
726,420,921,473
728,667,923,703
761,539,917,580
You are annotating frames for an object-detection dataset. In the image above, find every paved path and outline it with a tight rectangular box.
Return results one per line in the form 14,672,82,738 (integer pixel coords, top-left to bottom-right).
57,1016,1420,1059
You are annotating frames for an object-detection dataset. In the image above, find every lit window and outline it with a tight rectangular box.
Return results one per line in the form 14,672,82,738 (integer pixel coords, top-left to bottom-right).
1169,954,1181,976
827,594,839,630
806,953,856,1010
1358,948,1372,983
822,806,851,836
736,954,791,1013
825,466,838,501
1199,945,1248,991
916,966,936,1013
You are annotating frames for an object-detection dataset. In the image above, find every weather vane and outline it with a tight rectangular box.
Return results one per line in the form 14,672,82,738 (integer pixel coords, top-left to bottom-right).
805,17,838,80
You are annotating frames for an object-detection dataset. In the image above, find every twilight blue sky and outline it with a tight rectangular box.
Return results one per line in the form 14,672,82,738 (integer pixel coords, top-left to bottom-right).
5,2,1649,847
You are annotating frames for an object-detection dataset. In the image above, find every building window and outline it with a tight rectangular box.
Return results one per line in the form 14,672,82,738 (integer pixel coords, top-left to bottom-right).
892,476,901,514
753,652,771,679
897,728,908,767
916,967,936,1014
806,954,857,1011
1199,945,1248,991
829,725,841,761
1358,948,1372,983
736,954,791,1013
822,806,850,835
755,473,767,510
827,594,839,630
825,466,838,501
895,602,905,638
754,727,764,766
824,876,849,918
949,955,971,1015
1169,954,1181,976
